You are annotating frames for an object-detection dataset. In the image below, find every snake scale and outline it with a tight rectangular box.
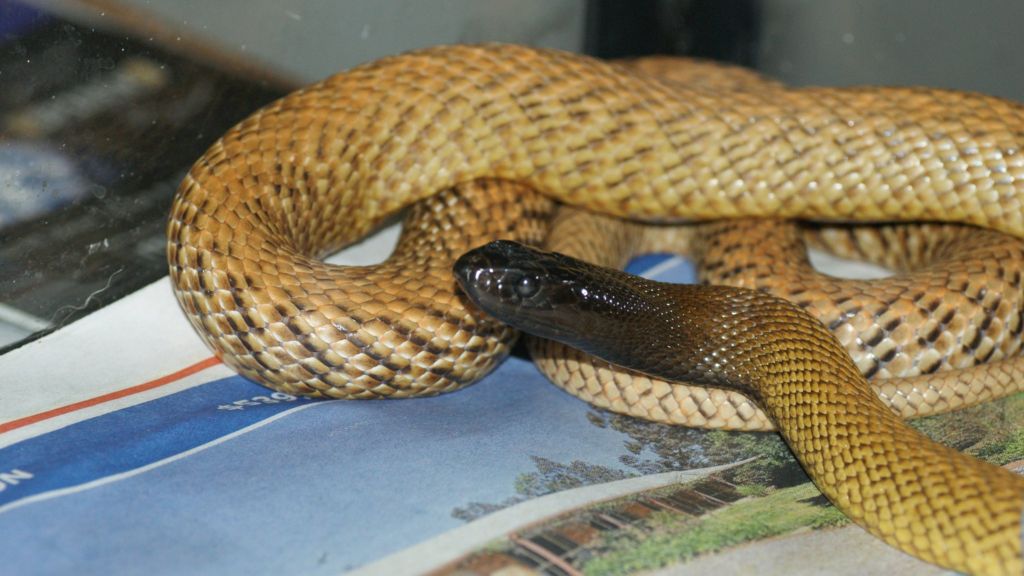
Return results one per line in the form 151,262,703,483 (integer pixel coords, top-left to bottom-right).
166,44,1024,574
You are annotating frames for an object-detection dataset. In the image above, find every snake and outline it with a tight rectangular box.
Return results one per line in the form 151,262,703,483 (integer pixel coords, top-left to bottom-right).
165,44,1024,574
455,240,1024,576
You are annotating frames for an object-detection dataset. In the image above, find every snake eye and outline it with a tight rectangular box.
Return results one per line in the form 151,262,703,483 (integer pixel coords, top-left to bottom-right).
515,274,539,299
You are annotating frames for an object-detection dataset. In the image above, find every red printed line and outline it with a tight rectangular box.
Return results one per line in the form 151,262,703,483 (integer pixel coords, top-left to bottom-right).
0,356,222,434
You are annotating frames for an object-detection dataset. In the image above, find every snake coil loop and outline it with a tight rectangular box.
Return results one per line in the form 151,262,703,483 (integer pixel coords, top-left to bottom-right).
168,45,1024,574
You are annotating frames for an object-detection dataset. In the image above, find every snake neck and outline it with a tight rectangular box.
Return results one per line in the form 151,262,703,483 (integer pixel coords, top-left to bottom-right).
577,282,1024,575
455,241,1024,575
597,285,1024,575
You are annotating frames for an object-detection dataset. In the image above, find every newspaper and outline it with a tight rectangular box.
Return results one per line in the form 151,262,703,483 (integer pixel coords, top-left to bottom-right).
4,237,1019,575
2,2,1021,575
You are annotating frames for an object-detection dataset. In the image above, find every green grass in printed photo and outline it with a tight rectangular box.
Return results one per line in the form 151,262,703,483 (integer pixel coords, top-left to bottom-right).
582,392,1023,576
913,392,1024,465
582,482,848,576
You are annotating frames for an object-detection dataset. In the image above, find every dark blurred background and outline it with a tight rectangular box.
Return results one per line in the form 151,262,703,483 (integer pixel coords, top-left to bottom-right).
1,0,1022,352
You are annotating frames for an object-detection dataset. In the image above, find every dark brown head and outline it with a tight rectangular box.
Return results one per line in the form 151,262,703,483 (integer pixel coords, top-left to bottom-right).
453,240,630,347
453,240,802,395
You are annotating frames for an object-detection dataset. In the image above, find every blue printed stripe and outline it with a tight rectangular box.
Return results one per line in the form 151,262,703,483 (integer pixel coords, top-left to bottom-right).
0,376,313,506
0,253,694,509
0,1,49,37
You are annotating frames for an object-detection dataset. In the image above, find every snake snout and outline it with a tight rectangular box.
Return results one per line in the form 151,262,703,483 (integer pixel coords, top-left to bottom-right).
454,241,536,314
455,241,636,350
453,248,495,301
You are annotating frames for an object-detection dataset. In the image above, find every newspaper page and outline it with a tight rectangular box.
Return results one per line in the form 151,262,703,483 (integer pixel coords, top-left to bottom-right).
5,243,1020,575
2,2,1021,576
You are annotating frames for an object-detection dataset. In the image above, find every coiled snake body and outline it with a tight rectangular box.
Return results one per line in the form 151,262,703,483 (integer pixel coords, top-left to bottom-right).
166,44,1024,574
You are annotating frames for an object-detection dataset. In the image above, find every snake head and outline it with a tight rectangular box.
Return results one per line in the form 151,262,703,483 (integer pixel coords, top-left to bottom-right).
454,240,572,313
454,240,773,393
453,240,647,348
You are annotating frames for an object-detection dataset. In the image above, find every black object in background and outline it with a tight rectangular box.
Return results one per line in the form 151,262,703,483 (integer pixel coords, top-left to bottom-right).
585,0,761,66
0,1,291,352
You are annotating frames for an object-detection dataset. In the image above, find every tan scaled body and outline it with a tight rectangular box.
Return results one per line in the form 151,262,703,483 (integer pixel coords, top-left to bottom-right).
167,45,1024,574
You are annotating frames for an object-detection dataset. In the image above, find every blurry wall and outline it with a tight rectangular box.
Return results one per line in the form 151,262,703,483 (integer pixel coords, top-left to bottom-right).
113,0,585,81
98,1,1024,99
758,0,1024,99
